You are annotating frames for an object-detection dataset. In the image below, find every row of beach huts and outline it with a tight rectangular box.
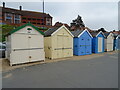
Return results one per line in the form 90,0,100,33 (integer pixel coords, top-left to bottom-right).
5,22,120,66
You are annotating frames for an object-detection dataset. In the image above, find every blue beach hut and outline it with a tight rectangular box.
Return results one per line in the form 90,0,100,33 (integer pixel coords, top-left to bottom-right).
113,34,118,50
90,31,105,53
116,35,120,50
71,29,93,56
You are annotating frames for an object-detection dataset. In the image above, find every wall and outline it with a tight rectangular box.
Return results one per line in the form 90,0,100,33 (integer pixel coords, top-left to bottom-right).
44,36,52,59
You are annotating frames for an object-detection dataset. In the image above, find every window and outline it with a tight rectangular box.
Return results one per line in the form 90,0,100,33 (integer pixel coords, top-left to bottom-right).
15,20,20,24
6,19,12,23
6,13,12,23
41,23,44,25
22,17,26,20
14,15,21,24
46,23,51,25
32,18,36,20
22,21,26,23
46,18,51,21
32,22,36,24
6,13,12,19
37,23,40,25
15,15,20,19
28,18,31,20
37,19,40,21
40,19,44,21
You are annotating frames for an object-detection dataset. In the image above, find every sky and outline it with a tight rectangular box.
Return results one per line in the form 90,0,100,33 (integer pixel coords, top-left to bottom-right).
0,1,119,31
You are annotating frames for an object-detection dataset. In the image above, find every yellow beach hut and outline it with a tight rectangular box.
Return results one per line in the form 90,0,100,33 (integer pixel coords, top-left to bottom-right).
44,25,74,59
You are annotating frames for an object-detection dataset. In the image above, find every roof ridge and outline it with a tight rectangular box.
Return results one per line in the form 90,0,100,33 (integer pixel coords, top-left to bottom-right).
6,22,44,36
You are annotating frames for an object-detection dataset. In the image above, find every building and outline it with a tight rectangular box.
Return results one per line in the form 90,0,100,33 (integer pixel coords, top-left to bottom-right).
54,22,70,29
90,31,105,53
113,34,118,50
1,2,52,28
6,22,45,66
44,25,73,59
116,35,120,50
71,29,93,56
104,32,114,52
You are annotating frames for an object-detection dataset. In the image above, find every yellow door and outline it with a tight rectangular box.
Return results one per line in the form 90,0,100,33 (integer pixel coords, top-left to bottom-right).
63,35,69,57
57,35,63,58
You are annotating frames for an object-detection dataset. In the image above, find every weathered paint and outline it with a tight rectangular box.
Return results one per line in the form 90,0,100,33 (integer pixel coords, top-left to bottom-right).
6,24,45,66
44,26,73,59
92,33,105,53
73,30,92,56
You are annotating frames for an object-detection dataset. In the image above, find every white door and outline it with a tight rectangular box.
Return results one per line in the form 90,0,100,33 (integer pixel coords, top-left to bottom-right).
107,38,113,51
29,34,45,62
11,50,29,65
12,34,29,49
11,34,44,65
11,34,29,65
98,37,103,52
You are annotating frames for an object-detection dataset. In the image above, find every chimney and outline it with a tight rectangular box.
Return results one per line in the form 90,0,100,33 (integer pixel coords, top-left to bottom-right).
3,2,5,8
19,6,22,11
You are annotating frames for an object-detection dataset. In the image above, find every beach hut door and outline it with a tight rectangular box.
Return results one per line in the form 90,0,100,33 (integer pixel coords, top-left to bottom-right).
98,37,103,52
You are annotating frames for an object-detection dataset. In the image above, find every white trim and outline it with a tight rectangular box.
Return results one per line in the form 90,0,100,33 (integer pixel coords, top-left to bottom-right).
78,29,93,38
116,35,120,39
107,32,114,38
51,25,74,37
96,31,106,37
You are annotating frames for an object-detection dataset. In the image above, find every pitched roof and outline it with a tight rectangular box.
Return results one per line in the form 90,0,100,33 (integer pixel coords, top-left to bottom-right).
44,27,60,37
54,22,70,29
44,25,74,37
71,30,84,37
104,32,110,37
90,31,99,37
6,22,44,36
2,7,52,18
113,33,118,39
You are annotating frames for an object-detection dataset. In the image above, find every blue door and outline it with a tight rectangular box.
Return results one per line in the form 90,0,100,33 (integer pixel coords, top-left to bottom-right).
78,37,86,55
85,38,92,55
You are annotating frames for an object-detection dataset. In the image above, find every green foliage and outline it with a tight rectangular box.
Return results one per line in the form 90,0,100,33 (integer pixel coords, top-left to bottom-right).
0,24,48,42
37,27,48,30
0,24,17,42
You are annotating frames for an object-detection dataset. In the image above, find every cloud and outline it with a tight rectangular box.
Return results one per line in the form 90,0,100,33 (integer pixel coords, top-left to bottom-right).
0,2,118,31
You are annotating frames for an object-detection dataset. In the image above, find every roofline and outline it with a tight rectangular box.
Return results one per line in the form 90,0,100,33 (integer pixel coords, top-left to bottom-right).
96,31,105,37
51,25,74,37
106,32,114,38
6,22,44,36
116,35,120,39
2,7,52,17
78,29,93,38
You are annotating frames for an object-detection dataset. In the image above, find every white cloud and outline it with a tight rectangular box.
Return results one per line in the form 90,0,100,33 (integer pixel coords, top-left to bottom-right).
0,2,118,31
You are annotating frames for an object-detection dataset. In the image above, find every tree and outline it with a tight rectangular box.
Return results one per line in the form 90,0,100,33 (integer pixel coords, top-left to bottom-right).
98,28,107,32
0,24,16,42
113,30,116,32
70,15,85,30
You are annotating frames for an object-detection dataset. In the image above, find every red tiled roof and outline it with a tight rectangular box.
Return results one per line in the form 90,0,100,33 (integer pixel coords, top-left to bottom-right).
111,31,120,34
54,22,70,29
